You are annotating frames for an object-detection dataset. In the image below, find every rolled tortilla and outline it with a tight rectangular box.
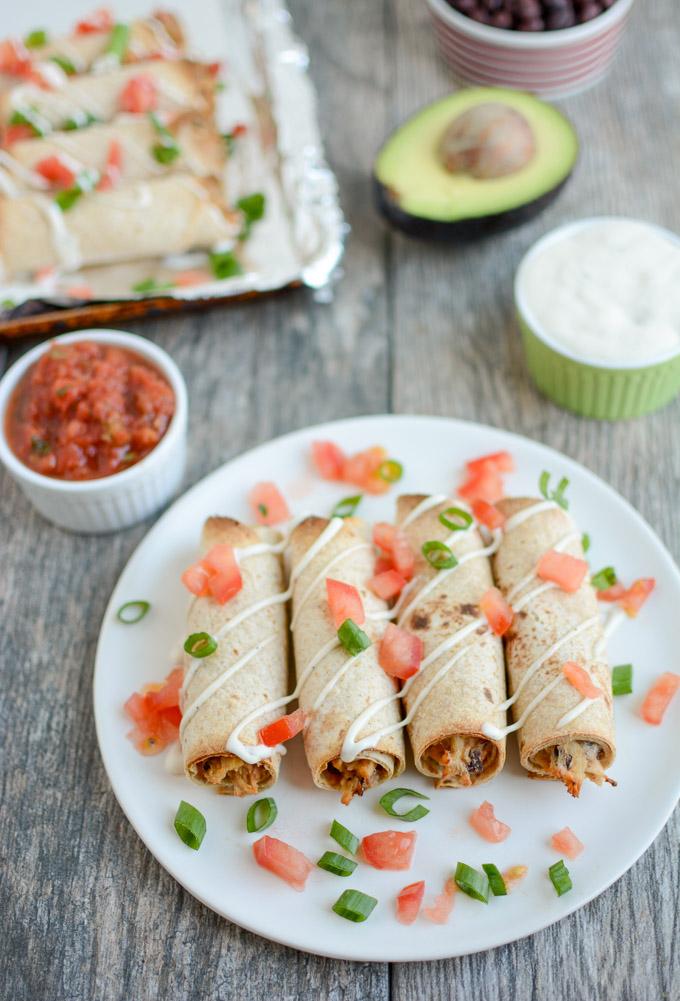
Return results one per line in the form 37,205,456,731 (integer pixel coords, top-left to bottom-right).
0,174,238,278
492,497,616,796
287,516,406,803
180,518,289,795
396,495,507,787
2,113,226,191
1,60,214,133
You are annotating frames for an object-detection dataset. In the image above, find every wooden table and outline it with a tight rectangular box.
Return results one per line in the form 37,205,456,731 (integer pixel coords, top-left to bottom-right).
2,2,678,999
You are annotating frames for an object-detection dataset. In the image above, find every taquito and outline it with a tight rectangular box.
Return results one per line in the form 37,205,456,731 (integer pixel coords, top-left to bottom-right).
287,516,406,803
492,497,615,796
180,518,289,795
396,495,507,787
0,174,238,278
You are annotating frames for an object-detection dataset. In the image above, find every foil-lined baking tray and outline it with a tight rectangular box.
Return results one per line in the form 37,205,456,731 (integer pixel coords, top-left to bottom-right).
0,0,345,339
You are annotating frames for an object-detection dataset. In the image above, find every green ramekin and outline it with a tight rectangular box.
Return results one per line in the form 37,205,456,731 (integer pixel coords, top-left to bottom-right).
515,218,680,420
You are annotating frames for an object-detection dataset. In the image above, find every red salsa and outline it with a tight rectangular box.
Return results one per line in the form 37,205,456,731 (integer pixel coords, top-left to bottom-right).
5,340,175,480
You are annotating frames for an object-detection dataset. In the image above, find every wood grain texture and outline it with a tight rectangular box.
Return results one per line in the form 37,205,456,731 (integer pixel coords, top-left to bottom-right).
0,1,678,999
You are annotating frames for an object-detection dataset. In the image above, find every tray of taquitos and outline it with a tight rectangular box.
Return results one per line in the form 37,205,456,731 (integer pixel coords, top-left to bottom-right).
94,415,680,962
0,0,344,339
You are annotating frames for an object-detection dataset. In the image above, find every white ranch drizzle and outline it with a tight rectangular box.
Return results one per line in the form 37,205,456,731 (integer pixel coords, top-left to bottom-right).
0,151,49,189
289,541,372,629
33,193,82,270
557,607,628,727
399,493,450,529
503,499,559,533
0,170,17,198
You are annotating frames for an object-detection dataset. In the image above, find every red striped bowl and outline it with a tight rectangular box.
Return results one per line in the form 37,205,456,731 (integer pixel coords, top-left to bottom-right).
427,0,635,99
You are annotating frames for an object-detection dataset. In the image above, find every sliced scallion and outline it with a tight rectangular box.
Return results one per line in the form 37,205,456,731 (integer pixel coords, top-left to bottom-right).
539,471,570,510
184,632,217,658
439,506,473,532
454,862,489,903
332,888,377,922
9,107,49,138
337,619,371,657
331,494,362,519
55,167,98,211
422,540,458,571
378,459,403,484
482,863,507,897
591,566,617,591
132,277,174,295
174,800,206,850
581,533,591,554
116,600,150,624
106,22,129,62
317,851,357,877
25,29,48,48
237,191,266,240
246,797,277,833
330,819,359,855
548,859,572,896
149,111,181,165
50,54,77,75
209,249,243,280
63,111,98,131
378,787,430,822
612,663,633,696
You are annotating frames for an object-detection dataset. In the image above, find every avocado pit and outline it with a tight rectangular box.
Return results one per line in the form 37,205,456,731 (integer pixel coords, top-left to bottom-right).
438,102,536,180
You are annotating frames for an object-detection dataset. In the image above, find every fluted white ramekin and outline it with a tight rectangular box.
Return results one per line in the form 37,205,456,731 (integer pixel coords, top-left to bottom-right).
0,329,188,533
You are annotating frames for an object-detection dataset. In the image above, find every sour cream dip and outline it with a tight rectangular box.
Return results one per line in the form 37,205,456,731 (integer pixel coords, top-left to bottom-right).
517,218,680,365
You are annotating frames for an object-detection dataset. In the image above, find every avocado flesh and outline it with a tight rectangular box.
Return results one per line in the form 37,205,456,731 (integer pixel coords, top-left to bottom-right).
375,88,578,225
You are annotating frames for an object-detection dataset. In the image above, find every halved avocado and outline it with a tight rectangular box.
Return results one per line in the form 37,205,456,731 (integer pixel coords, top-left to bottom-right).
374,87,578,241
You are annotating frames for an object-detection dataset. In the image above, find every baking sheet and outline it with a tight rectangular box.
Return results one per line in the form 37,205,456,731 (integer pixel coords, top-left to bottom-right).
0,0,345,337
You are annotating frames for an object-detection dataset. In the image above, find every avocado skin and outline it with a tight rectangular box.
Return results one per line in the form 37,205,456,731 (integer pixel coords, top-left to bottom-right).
373,172,572,242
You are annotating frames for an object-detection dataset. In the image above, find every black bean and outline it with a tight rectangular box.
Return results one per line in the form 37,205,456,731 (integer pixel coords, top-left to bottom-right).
546,8,576,27
578,1,603,20
490,10,514,25
448,0,616,30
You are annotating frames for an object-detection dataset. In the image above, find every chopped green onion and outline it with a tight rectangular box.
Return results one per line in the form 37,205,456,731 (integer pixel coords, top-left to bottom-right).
246,797,277,833
330,819,359,855
332,888,377,923
331,494,362,519
121,450,137,464
258,502,268,517
612,663,633,696
132,278,174,295
184,632,217,658
422,539,458,571
378,459,403,484
1,298,16,311
581,533,591,554
9,107,49,138
25,29,48,48
63,111,98,131
237,191,266,240
378,787,430,822
548,859,572,897
482,863,507,897
209,249,243,280
591,566,617,591
50,54,77,75
174,800,206,850
337,618,371,657
105,22,129,62
318,851,358,877
454,862,489,903
55,167,99,211
116,600,150,624
30,436,51,456
439,506,473,532
148,111,181,165
538,471,570,510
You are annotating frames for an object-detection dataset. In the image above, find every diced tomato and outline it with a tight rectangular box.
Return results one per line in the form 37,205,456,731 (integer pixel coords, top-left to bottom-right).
373,522,396,552
258,707,305,747
252,835,314,892
3,123,35,146
537,550,588,593
562,661,602,700
469,801,511,843
458,466,504,504
232,122,247,138
173,269,211,287
379,623,423,681
124,666,183,755
551,826,584,860
120,74,158,113
146,666,183,712
369,569,406,601
480,587,514,637
396,880,425,925
596,583,626,603
326,578,365,629
422,879,456,924
466,450,514,475
97,139,123,191
361,831,416,871
311,440,346,481
207,61,222,77
503,865,528,891
641,672,680,726
619,577,655,618
75,8,115,34
65,285,93,299
35,266,56,283
202,543,242,604
342,446,390,495
374,553,393,576
248,481,291,526
0,39,32,77
392,532,415,580
35,155,77,190
471,498,506,530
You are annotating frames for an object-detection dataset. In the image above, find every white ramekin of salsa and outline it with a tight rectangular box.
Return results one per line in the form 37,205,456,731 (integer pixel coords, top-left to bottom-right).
515,217,680,420
0,329,187,532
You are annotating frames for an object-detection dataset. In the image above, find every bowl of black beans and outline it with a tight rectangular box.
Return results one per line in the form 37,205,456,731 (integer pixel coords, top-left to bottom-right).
427,0,635,98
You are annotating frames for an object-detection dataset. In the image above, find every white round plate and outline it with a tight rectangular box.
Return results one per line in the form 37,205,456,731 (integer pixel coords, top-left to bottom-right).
94,415,680,962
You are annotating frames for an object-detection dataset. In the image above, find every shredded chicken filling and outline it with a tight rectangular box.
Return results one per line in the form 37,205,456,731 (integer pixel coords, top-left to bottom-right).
194,753,271,795
324,757,389,805
423,735,496,787
533,740,616,798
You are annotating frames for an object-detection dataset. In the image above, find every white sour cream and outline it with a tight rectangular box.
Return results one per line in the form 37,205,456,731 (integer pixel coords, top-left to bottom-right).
520,219,680,364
